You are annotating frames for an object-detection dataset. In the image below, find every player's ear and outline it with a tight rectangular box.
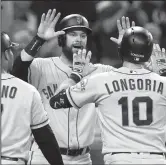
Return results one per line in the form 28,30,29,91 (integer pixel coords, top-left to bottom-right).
3,50,14,67
4,51,10,61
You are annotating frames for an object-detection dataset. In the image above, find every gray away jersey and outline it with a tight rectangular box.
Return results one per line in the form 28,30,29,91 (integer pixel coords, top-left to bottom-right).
66,67,166,154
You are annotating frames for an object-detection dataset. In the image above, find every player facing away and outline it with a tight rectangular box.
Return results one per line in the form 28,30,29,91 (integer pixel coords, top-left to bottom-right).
1,32,64,165
50,27,166,164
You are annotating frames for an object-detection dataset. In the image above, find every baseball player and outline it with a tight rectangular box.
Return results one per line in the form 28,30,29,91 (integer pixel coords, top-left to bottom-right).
50,27,166,164
11,8,164,164
1,32,64,165
11,9,117,164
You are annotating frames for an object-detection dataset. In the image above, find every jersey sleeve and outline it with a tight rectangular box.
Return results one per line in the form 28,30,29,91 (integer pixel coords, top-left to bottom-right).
28,58,43,89
31,88,49,129
66,76,99,109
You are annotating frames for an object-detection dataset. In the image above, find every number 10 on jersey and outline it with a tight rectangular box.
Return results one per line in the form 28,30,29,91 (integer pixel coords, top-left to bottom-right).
118,96,153,126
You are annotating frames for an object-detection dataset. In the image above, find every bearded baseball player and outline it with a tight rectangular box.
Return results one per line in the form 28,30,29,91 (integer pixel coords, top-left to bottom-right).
1,32,64,165
50,26,166,164
11,9,119,164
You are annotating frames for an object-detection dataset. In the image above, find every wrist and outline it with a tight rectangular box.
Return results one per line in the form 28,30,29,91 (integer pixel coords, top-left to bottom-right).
70,72,82,83
24,35,46,57
37,33,45,40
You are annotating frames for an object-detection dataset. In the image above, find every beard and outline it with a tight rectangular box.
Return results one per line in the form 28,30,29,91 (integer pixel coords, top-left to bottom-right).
62,44,87,61
62,46,74,61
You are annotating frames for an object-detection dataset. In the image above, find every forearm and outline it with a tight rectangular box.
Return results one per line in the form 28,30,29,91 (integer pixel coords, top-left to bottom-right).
50,72,81,109
32,124,64,165
56,77,77,94
11,54,33,82
50,89,72,109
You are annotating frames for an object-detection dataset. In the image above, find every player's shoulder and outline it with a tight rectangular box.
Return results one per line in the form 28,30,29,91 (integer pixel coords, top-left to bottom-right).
33,56,62,67
88,70,111,81
33,56,58,63
33,56,61,63
11,76,38,93
93,63,115,72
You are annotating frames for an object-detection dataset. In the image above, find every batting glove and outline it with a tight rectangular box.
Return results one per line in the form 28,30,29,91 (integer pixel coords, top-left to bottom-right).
145,44,166,75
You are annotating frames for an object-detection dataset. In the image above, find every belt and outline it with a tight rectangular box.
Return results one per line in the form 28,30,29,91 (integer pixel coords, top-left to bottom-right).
111,152,164,156
60,146,90,156
1,156,27,164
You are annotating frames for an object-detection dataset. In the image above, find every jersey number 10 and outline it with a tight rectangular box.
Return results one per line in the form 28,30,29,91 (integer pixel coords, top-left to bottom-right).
118,96,153,126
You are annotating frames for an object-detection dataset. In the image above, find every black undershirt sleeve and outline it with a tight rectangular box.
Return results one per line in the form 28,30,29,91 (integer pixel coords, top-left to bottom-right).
11,55,33,82
32,124,64,165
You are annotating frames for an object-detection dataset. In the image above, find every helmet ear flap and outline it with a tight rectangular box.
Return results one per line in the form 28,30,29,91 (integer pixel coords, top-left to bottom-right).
58,35,66,47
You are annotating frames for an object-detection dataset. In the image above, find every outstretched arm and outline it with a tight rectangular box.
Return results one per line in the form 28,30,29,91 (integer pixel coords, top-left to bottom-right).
23,9,64,59
50,75,99,110
50,49,96,109
12,9,64,81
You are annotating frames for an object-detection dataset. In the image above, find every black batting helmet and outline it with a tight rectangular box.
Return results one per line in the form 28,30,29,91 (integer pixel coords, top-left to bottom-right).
119,26,153,63
58,14,92,47
1,32,19,53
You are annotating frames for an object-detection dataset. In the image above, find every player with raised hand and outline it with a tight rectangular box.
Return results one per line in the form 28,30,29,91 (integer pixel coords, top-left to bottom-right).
110,16,166,77
1,32,64,165
12,8,111,165
50,25,166,164
18,9,65,62
53,16,137,94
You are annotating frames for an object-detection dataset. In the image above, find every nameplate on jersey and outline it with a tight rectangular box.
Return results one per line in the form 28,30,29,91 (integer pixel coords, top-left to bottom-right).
105,79,164,95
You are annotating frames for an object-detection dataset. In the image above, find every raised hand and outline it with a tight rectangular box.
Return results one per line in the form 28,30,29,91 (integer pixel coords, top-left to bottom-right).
73,49,97,77
145,44,166,75
37,9,65,40
151,44,166,75
110,16,135,45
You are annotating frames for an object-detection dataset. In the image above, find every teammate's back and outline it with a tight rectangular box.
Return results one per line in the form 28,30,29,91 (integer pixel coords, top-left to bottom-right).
94,67,166,153
49,25,166,164
1,73,48,160
1,30,63,165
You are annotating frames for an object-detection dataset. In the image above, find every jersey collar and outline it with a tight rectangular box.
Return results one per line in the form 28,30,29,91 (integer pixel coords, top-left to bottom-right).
51,57,72,74
114,67,152,75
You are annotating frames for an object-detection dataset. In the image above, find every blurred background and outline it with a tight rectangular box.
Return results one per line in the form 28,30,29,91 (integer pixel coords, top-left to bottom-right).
1,0,166,164
2,1,166,66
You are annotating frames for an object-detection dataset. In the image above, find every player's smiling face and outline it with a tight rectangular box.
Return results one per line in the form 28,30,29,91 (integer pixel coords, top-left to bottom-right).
63,29,87,61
